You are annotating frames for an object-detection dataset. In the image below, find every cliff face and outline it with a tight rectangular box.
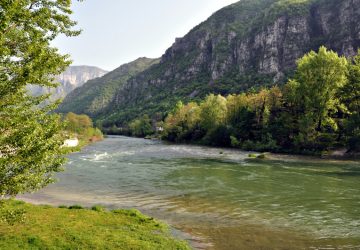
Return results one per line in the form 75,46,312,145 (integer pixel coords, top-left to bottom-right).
29,66,108,100
83,0,359,125
157,0,360,83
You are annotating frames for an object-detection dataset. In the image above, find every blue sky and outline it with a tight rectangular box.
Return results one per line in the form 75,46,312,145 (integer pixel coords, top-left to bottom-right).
53,0,239,71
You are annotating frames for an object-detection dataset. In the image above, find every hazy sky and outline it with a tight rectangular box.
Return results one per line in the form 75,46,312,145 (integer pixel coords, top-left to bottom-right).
53,0,239,71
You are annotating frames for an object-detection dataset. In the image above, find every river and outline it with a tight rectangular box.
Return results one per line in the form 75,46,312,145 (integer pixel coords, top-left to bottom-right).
20,136,360,249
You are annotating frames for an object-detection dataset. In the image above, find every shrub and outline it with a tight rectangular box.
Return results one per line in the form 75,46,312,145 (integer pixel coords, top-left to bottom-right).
91,205,106,212
68,205,83,210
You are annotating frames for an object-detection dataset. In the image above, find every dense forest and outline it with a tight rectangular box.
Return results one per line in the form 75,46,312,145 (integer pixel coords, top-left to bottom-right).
119,47,359,155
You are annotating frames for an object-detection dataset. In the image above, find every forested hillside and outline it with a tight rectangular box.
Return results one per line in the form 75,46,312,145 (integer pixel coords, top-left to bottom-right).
159,47,360,154
59,0,360,129
57,58,159,117
99,0,360,126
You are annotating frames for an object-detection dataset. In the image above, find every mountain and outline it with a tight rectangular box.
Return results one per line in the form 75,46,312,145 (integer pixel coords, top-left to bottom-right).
29,66,108,100
62,0,360,126
57,58,160,117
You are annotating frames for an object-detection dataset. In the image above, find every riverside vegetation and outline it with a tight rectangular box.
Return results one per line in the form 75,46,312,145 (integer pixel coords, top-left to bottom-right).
122,47,360,155
63,112,104,151
1,0,359,249
0,0,190,249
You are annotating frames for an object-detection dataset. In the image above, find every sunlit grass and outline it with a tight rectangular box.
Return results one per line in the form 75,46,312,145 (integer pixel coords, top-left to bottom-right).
0,200,190,250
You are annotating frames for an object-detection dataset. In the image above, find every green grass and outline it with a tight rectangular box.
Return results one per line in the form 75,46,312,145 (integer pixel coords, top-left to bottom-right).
0,200,190,250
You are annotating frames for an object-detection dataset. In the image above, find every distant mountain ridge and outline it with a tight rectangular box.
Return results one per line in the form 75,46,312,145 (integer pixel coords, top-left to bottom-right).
59,0,360,126
57,58,159,117
29,66,108,101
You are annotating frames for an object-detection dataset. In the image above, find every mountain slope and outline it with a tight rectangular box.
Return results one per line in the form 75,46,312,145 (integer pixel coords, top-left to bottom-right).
63,0,359,126
29,66,108,100
99,0,360,126
57,58,160,117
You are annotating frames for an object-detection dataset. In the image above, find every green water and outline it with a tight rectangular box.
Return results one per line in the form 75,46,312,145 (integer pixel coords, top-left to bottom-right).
22,136,360,249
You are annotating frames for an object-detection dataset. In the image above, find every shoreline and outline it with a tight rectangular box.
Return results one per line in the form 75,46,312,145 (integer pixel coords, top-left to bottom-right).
17,195,208,250
16,136,360,249
105,134,360,162
0,199,190,249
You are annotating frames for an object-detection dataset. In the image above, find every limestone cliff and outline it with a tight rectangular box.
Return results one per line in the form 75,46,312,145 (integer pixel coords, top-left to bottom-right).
29,66,108,101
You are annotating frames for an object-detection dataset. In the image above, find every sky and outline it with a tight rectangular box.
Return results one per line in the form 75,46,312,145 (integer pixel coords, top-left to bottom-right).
53,0,239,71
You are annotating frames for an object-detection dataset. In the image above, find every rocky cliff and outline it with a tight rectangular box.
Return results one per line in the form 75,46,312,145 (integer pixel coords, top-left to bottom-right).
72,0,360,126
29,66,108,101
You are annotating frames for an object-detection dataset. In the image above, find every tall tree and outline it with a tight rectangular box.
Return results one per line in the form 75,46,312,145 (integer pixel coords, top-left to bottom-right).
341,49,360,151
289,46,348,149
199,94,227,132
0,0,80,197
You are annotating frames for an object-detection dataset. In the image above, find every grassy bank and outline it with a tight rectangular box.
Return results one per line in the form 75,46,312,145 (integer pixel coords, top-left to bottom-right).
0,200,190,250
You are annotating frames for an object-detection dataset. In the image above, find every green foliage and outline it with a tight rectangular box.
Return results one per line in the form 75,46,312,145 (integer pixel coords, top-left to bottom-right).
265,0,311,22
91,205,106,212
161,47,360,154
0,0,80,197
65,112,92,134
68,205,83,210
0,200,26,225
199,94,227,131
58,58,160,117
128,115,154,137
162,102,202,142
340,49,360,152
66,0,299,127
230,136,241,147
67,0,347,128
289,46,348,150
248,153,257,158
0,200,190,249
63,112,103,144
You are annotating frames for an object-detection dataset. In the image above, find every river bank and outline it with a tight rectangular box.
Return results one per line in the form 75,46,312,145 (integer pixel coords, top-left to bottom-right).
147,134,360,160
0,199,190,249
18,136,360,249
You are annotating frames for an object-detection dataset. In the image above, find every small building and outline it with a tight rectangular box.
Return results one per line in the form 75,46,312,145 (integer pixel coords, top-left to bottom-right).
63,138,79,148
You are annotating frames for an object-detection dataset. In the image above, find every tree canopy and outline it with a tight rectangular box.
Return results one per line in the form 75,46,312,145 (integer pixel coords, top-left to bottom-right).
158,47,359,154
0,0,80,196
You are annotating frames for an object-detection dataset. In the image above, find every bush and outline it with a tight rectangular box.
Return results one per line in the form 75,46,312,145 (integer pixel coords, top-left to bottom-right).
248,153,257,158
230,136,240,147
68,205,83,210
91,205,106,212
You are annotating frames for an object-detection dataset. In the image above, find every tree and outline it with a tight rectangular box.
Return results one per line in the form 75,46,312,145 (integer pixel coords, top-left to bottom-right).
340,49,360,151
0,1,80,197
129,115,154,137
65,112,93,134
289,46,348,149
199,94,227,132
163,102,201,142
226,93,256,142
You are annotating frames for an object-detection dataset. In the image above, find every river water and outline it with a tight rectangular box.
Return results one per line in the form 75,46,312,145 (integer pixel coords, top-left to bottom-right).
21,136,360,249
